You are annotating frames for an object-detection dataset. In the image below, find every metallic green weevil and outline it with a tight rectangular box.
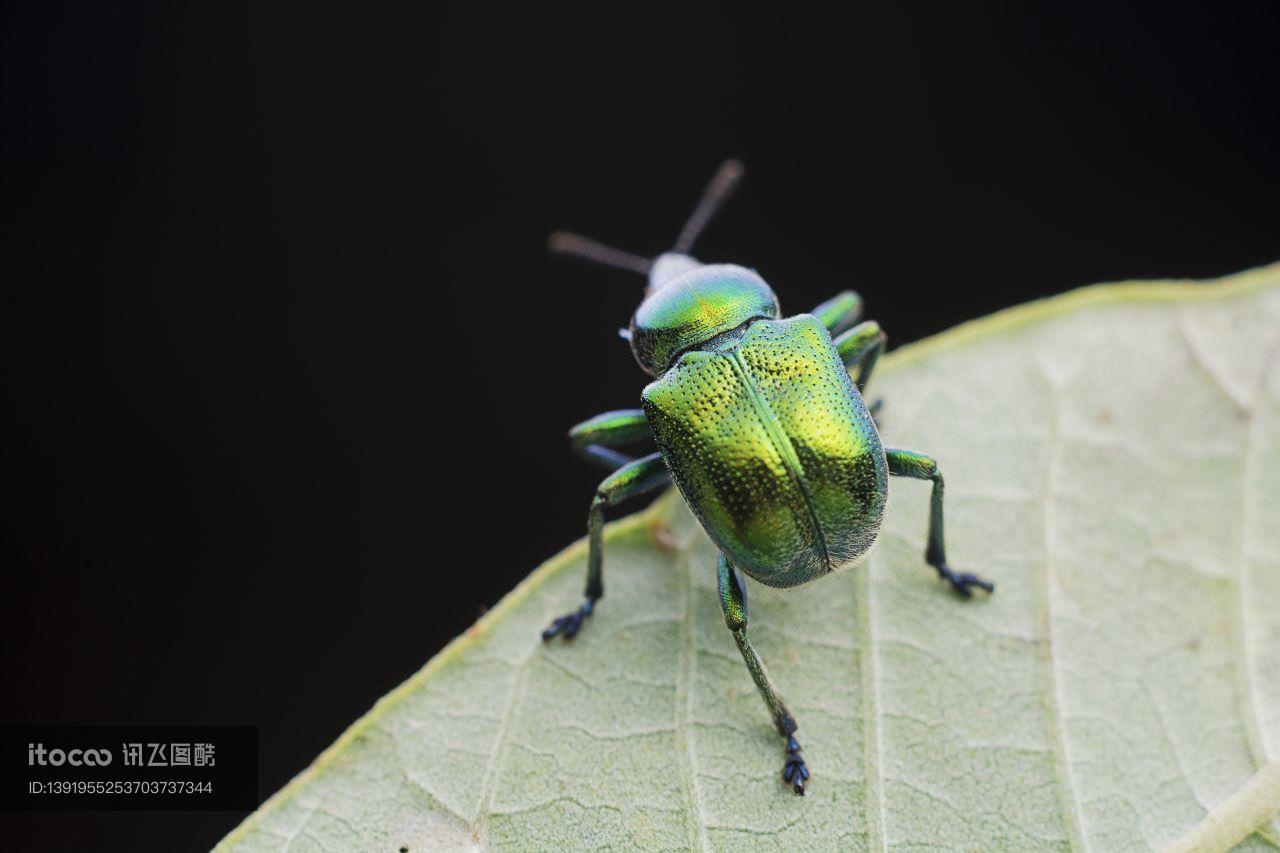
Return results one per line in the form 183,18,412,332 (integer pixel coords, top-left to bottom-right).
541,160,994,795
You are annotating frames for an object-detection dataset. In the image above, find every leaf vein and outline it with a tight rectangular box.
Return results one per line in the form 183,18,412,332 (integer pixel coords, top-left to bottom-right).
1230,335,1280,770
1038,365,1089,853
472,629,538,838
859,555,887,852
676,544,711,850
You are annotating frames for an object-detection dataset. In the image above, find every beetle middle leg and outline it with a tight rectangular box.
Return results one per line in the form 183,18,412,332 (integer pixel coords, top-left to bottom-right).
569,408,653,471
885,448,995,597
812,290,864,337
716,553,809,795
834,320,887,394
542,451,670,641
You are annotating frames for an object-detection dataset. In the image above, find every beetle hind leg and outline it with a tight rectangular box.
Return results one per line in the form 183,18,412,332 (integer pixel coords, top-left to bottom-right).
717,553,810,794
885,448,995,597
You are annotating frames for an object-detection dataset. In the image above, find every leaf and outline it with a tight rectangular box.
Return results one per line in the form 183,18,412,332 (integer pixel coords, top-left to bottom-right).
220,265,1280,852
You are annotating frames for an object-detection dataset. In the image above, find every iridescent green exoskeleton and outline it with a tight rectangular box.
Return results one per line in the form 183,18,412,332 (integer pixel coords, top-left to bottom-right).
541,160,994,795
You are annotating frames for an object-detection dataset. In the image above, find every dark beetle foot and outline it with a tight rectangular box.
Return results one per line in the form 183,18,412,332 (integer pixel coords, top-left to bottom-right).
935,564,995,598
541,599,595,641
782,735,809,795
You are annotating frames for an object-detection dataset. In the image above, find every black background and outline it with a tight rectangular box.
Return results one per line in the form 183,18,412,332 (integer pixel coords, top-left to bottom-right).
4,1,1278,850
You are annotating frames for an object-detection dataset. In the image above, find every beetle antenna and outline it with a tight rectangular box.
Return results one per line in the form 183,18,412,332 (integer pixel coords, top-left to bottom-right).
673,158,744,255
548,231,653,276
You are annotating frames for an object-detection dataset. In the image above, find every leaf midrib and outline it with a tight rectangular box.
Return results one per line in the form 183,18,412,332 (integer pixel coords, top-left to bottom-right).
1038,361,1088,853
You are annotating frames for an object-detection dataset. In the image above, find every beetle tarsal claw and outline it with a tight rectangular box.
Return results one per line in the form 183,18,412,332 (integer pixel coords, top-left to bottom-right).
540,600,596,642
936,564,996,597
782,735,809,795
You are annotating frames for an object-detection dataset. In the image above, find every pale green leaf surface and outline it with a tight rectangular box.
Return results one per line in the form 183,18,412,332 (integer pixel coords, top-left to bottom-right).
221,266,1280,852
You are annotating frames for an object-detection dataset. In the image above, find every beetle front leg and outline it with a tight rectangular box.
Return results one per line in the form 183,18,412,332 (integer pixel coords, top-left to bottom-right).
542,452,670,641
811,290,864,337
716,553,809,795
885,448,995,597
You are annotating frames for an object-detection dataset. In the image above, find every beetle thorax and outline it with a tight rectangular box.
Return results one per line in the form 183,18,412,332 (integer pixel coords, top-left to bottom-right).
628,262,781,377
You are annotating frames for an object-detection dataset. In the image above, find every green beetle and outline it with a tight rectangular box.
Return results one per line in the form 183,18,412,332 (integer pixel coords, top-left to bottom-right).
542,160,994,795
